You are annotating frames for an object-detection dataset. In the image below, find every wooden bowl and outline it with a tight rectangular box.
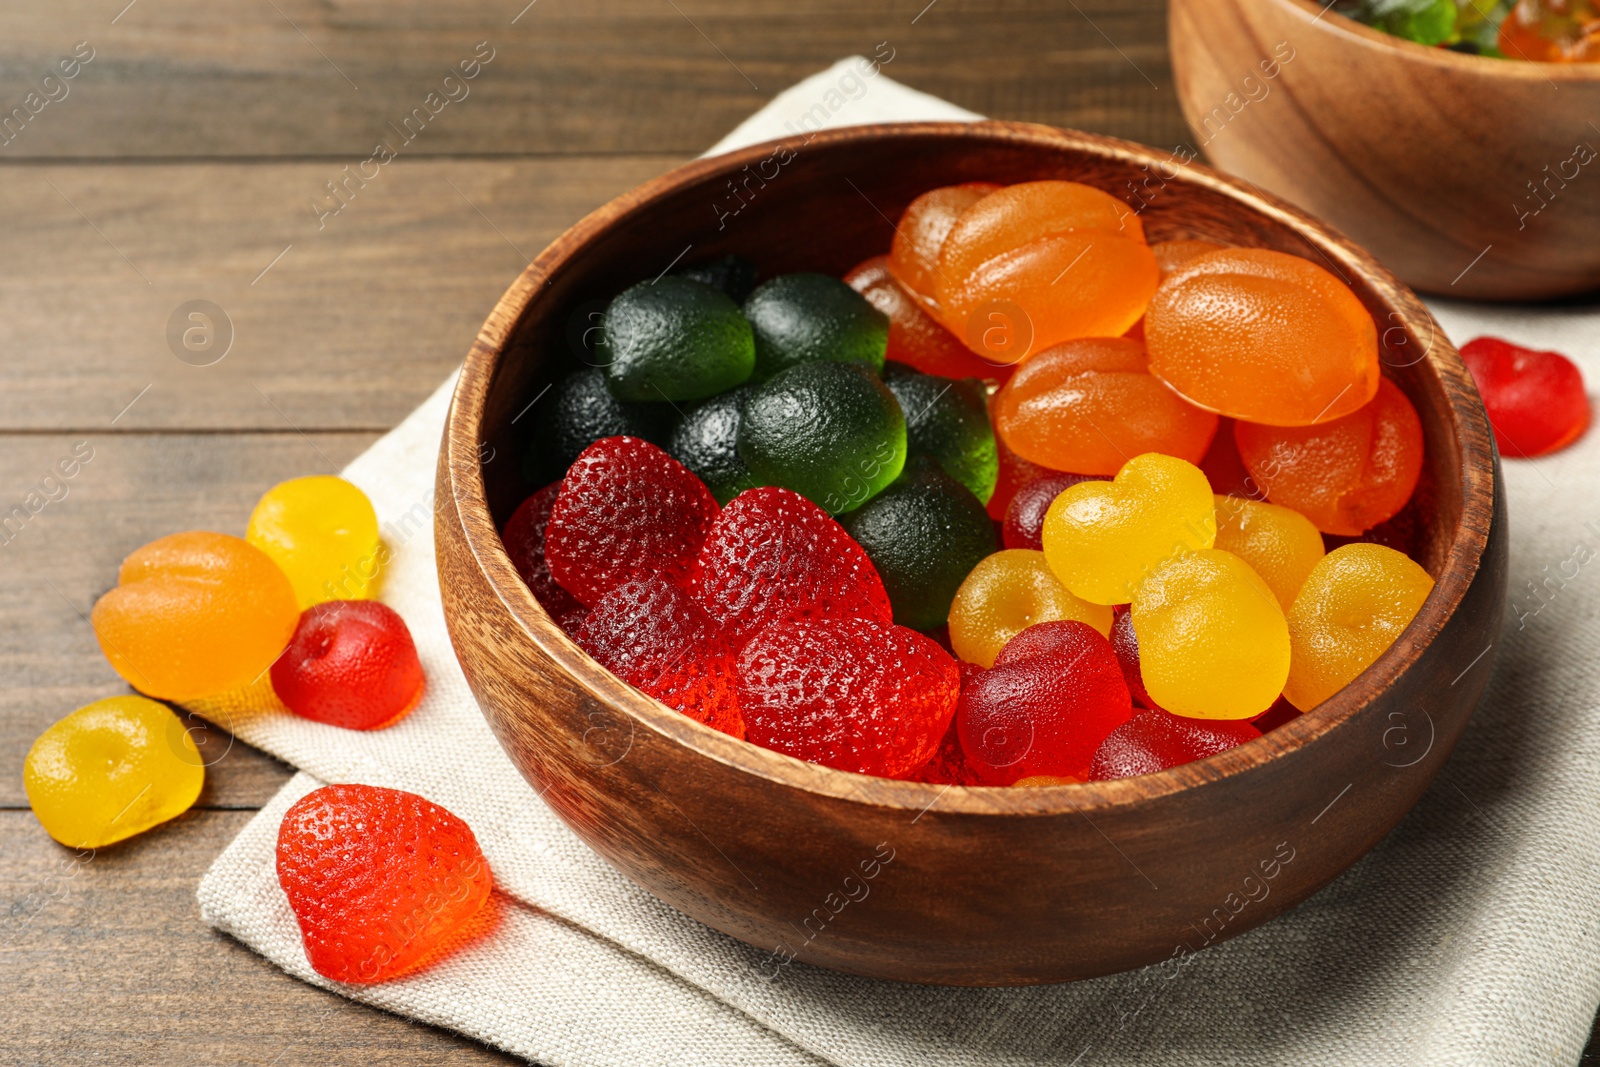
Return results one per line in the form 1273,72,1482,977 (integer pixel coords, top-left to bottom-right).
436,121,1506,985
1169,0,1600,300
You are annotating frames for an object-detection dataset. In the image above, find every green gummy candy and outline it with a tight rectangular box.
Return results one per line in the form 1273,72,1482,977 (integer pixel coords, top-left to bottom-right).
522,367,674,484
743,273,888,381
667,387,760,505
597,276,755,403
884,363,998,504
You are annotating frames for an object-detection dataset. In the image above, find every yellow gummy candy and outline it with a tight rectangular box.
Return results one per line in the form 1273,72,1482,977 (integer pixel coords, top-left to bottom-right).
24,695,204,848
948,549,1112,668
1285,543,1434,711
1131,548,1289,719
1212,494,1325,609
1041,452,1216,606
247,475,382,608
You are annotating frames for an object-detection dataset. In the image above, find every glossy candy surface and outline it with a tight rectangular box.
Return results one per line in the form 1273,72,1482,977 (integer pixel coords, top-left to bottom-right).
1003,471,1096,551
544,436,720,607
993,336,1218,475
948,549,1112,668
1087,708,1259,781
1285,543,1434,710
1235,377,1424,536
1145,248,1379,426
736,615,958,778
271,600,426,731
1460,335,1590,458
501,482,587,631
845,256,1006,381
1212,494,1326,608
598,276,755,402
743,273,888,380
1041,453,1217,606
24,695,204,848
887,182,1002,305
667,387,760,504
1131,548,1290,719
956,620,1132,783
247,476,383,608
91,531,301,701
277,784,492,984
885,364,998,502
523,367,674,484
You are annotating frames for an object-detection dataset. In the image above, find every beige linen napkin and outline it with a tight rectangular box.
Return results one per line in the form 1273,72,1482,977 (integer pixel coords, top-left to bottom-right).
198,59,1600,1067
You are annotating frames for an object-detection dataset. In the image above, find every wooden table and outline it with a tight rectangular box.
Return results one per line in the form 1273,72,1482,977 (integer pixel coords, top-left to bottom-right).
0,2,1592,1063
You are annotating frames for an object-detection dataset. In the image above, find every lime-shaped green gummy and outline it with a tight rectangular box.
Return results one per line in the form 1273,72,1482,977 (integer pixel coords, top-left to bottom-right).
597,276,755,402
840,456,999,630
667,387,759,505
885,363,998,504
738,361,906,514
522,367,674,484
743,273,888,380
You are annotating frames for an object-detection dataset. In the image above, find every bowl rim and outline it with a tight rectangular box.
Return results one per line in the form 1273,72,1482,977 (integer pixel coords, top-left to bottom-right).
1274,0,1600,78
442,119,1496,818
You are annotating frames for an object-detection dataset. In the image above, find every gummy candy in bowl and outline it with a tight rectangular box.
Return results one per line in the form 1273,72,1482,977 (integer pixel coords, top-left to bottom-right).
436,122,1506,986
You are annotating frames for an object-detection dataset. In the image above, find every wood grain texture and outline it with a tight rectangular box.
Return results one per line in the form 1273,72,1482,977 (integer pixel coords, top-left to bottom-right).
438,121,1506,985
0,1,1181,160
0,810,512,1065
1168,0,1600,300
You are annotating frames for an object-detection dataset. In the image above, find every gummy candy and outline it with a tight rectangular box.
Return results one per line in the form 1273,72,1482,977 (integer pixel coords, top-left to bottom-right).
737,361,906,513
501,482,587,631
1131,548,1290,719
247,476,383,608
845,256,1008,381
271,600,426,731
1234,377,1423,536
691,486,891,641
1151,239,1227,275
936,182,1160,359
1145,248,1379,426
1087,708,1259,781
576,576,743,737
992,336,1218,475
736,615,958,778
1040,452,1216,606
840,455,999,631
1003,471,1097,551
597,276,755,402
1500,0,1600,61
1285,543,1434,710
545,436,720,608
743,273,888,380
666,387,760,504
988,434,1053,521
907,677,987,785
884,364,998,502
523,367,674,485
277,783,493,984
887,182,1003,306
1212,494,1326,608
947,549,1112,668
24,695,204,848
1251,696,1301,733
91,531,301,701
674,253,758,303
1460,335,1590,458
956,619,1132,783
1109,608,1160,710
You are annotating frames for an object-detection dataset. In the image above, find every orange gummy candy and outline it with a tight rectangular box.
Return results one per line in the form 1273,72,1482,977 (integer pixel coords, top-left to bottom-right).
844,256,1010,382
91,531,300,701
887,182,1002,308
992,336,1218,475
1151,239,1227,276
1234,377,1423,537
1145,248,1379,426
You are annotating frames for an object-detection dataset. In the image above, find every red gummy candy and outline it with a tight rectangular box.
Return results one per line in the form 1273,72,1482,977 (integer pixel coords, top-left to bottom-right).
1002,471,1097,551
502,482,586,631
1087,708,1259,781
546,436,719,608
844,256,1012,383
957,620,1132,784
906,661,987,785
1460,336,1590,458
988,434,1054,521
1108,609,1160,711
270,600,426,731
276,784,493,984
736,615,958,778
1250,696,1300,734
691,486,891,641
576,576,743,738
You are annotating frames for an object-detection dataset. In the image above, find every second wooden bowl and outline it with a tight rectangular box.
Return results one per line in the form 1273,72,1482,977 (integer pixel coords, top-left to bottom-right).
1170,0,1600,300
437,121,1507,985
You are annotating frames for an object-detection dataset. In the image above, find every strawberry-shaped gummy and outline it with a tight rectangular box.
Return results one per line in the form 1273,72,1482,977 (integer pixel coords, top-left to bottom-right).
545,436,719,607
691,486,890,641
271,600,427,731
907,662,988,785
957,619,1133,784
1460,335,1590,458
1003,471,1097,551
1087,708,1259,781
576,576,743,738
736,615,958,778
502,482,587,631
276,784,493,984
